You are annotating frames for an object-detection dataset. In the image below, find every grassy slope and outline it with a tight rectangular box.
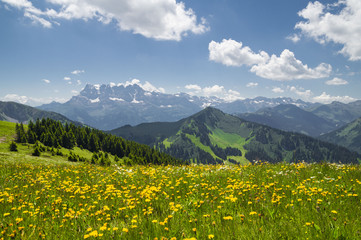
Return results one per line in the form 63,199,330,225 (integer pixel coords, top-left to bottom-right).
0,121,114,166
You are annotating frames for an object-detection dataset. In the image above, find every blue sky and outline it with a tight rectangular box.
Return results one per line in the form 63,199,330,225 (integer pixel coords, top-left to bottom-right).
1,0,361,106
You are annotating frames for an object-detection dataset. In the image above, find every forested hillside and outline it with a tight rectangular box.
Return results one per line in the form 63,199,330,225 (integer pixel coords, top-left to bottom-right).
112,107,360,164
15,118,182,165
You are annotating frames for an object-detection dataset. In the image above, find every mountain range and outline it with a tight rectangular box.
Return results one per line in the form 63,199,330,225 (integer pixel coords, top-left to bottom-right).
110,107,360,164
238,101,361,137
38,82,315,130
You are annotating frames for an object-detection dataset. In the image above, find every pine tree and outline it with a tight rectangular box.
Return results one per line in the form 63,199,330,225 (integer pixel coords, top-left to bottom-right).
9,141,18,152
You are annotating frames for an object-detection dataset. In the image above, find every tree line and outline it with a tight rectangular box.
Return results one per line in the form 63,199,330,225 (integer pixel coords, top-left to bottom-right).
15,119,183,165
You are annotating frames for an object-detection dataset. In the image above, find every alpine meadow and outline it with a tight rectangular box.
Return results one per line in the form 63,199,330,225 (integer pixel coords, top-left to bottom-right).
2,0,361,239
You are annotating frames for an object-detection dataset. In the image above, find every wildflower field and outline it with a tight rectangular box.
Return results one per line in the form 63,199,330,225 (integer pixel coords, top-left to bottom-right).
1,161,361,239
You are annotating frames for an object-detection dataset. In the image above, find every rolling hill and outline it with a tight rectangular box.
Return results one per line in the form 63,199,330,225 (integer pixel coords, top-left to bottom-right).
0,101,76,124
319,117,361,154
111,107,360,164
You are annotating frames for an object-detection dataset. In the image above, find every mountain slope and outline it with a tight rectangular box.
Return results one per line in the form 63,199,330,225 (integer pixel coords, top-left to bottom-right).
308,100,361,127
238,104,336,137
319,117,361,154
111,107,360,164
0,101,75,124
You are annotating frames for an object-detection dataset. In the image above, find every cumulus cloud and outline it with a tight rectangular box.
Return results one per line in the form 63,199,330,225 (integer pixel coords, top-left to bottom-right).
272,87,284,93
185,84,202,92
313,92,356,104
209,39,269,67
250,49,332,81
295,0,361,61
1,0,208,41
246,82,258,88
203,85,225,96
71,69,85,75
325,77,348,85
1,93,67,106
71,90,79,95
64,76,71,81
289,86,313,98
209,39,332,81
184,84,244,102
76,80,82,85
42,79,50,84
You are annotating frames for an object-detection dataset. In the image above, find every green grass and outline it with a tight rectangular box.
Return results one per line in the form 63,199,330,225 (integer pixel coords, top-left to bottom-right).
0,121,17,142
1,160,361,239
209,128,250,164
1,120,361,239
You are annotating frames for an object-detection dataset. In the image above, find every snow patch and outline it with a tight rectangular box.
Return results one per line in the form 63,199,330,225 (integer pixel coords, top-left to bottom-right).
131,99,144,104
109,97,124,102
201,102,212,108
90,97,100,103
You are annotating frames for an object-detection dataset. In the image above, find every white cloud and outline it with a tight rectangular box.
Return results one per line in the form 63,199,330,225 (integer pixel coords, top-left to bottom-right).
185,84,202,92
42,79,50,84
209,39,269,67
272,87,284,93
289,86,313,98
313,92,356,104
325,77,348,85
71,90,79,95
184,84,244,102
1,0,208,41
286,34,301,43
209,39,332,81
24,11,52,28
71,69,85,75
1,93,67,106
1,0,52,27
76,80,82,85
246,82,258,88
203,85,225,96
223,90,244,102
295,0,361,61
64,76,71,81
250,49,332,81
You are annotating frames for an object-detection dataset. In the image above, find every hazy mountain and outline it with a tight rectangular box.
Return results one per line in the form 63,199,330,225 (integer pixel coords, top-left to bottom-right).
110,107,359,164
217,96,316,114
0,101,75,124
308,100,361,127
38,82,316,130
319,117,361,154
238,104,337,137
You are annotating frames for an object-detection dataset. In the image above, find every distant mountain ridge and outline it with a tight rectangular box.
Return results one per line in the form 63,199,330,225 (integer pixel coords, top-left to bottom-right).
0,101,76,124
238,104,337,137
237,101,361,137
38,82,315,130
110,107,360,164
